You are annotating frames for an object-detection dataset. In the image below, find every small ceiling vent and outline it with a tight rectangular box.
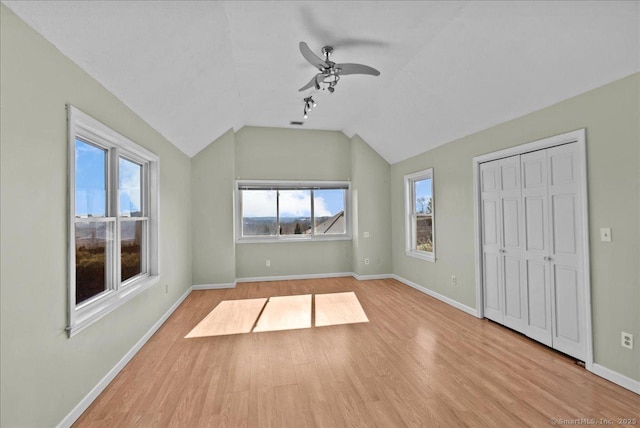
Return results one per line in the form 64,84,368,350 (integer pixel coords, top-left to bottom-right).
290,121,304,126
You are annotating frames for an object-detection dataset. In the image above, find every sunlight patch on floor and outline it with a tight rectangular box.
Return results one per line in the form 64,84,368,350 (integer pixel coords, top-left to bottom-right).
185,292,368,338
315,292,369,327
253,294,312,332
184,298,267,338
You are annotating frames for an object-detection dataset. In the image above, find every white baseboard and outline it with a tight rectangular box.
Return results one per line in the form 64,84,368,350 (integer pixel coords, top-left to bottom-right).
236,272,353,283
352,273,393,281
57,286,192,428
391,274,478,317
590,363,640,395
192,282,236,290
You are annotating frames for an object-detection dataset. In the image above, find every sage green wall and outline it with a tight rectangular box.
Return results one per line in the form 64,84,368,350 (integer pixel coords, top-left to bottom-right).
234,127,354,278
0,6,192,427
390,73,640,382
191,128,236,285
351,135,392,276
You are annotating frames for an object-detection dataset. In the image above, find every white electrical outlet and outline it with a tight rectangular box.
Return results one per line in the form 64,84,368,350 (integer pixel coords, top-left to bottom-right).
266,259,271,267
364,231,370,238
364,258,370,265
451,275,457,286
621,332,633,349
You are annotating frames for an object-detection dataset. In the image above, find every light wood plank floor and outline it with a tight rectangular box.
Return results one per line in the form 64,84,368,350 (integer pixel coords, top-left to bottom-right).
74,278,640,427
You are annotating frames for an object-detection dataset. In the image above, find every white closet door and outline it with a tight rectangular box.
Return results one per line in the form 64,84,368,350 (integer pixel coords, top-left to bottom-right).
547,143,586,361
480,160,503,322
499,156,527,332
521,150,553,347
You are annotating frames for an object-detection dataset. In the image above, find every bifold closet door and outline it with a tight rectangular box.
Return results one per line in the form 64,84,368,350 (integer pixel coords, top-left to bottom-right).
480,155,526,332
521,150,553,347
521,143,586,360
480,160,503,323
499,156,526,333
546,143,586,361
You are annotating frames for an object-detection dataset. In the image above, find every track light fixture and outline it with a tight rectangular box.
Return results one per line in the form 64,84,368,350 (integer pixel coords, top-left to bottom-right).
303,96,316,119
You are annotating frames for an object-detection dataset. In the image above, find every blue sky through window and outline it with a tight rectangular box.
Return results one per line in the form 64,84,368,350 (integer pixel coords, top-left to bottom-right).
75,139,143,217
119,157,142,216
415,178,432,214
75,139,106,217
242,188,345,218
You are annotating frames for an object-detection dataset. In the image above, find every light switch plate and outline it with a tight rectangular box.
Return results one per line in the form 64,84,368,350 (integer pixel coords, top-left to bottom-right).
363,231,370,238
600,227,612,242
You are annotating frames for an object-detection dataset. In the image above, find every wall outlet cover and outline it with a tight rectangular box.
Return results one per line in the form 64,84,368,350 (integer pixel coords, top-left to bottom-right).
621,332,633,349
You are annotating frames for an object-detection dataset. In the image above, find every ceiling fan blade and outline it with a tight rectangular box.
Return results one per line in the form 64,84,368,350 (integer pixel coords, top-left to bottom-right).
299,42,328,70
336,63,380,76
298,73,322,92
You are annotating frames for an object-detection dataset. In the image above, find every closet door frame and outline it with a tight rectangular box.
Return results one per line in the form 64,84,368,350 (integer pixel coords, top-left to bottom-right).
472,129,592,369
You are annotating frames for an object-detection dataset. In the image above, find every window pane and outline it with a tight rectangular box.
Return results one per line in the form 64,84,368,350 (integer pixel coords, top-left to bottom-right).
119,157,142,217
313,189,346,235
75,139,107,217
414,178,432,215
75,221,112,304
416,216,433,252
242,190,277,236
121,220,144,282
279,190,311,235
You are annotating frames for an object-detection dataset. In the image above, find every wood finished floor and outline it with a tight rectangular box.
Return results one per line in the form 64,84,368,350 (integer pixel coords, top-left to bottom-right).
74,278,640,427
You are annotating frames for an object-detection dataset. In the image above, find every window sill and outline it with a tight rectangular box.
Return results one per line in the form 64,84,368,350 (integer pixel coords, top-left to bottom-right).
237,235,352,244
67,274,162,337
406,250,435,262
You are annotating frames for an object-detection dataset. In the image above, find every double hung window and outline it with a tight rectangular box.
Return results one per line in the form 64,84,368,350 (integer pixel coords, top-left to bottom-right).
68,106,160,336
404,168,435,261
236,181,350,242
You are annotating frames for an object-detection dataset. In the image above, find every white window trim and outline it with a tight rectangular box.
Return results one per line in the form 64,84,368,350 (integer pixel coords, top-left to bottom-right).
235,180,352,243
404,168,435,262
67,105,161,337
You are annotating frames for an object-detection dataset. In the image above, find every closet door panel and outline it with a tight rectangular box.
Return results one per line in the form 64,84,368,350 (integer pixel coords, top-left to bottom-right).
521,150,553,345
525,197,546,251
552,195,577,255
547,143,585,361
554,265,580,343
499,156,526,332
504,255,523,319
484,253,501,314
483,200,499,245
526,261,552,346
481,161,503,322
502,198,520,248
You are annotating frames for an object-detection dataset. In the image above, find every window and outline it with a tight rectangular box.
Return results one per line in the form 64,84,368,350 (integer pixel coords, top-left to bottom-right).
236,181,350,242
67,105,160,337
404,168,435,261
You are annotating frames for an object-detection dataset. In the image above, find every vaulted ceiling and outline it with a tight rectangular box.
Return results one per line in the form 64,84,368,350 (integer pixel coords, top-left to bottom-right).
4,1,639,163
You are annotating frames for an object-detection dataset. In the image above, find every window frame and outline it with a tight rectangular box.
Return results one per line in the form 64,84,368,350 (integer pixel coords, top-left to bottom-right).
67,105,161,337
404,168,435,262
235,180,351,243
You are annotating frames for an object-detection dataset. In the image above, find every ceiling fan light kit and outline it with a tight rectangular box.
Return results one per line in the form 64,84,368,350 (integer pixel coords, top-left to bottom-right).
303,96,316,119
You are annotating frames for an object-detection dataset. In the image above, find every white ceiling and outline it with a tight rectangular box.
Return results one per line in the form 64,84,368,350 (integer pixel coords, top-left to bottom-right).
4,1,639,163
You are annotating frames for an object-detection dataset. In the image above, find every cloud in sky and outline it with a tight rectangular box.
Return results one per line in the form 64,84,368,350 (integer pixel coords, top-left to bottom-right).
242,190,332,217
119,158,141,213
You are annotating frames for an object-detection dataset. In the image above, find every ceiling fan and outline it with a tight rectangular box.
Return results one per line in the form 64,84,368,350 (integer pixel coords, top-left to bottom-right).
298,41,380,93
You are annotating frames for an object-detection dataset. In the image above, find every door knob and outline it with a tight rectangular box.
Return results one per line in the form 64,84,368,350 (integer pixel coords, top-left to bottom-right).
544,256,552,261
499,249,506,253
